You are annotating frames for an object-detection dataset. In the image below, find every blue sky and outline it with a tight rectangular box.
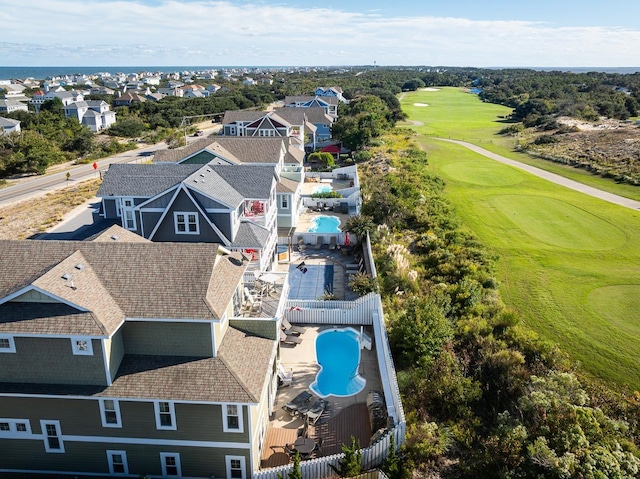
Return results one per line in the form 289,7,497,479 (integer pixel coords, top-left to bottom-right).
2,0,639,67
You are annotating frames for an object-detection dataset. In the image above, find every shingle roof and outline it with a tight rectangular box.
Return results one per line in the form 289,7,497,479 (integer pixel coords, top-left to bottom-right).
0,240,234,336
153,137,284,165
277,176,300,194
222,110,268,124
0,326,276,403
97,163,201,197
230,222,270,248
185,164,275,207
91,225,151,243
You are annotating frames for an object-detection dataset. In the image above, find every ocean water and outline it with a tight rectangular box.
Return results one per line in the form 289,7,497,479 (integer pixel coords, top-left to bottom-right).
0,65,283,80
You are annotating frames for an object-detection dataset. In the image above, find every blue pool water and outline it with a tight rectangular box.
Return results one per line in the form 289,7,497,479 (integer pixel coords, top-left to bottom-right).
312,184,333,194
308,215,341,233
310,328,366,398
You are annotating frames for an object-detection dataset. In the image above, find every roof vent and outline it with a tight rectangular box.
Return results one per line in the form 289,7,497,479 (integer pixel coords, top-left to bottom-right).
200,173,205,177
74,263,84,270
111,234,119,241
193,179,198,183
62,273,72,281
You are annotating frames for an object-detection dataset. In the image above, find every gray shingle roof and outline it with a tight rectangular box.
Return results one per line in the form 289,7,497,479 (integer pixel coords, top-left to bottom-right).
97,163,201,197
230,222,270,248
153,137,285,165
185,164,275,207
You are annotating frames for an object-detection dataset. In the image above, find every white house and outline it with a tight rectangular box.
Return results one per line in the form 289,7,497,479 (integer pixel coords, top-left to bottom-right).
0,117,21,135
0,99,28,113
64,100,116,132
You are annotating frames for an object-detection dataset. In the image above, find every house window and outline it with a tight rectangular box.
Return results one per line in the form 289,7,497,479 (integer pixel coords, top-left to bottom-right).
225,456,246,479
107,450,129,475
281,195,288,209
222,404,243,432
174,212,199,234
122,198,136,230
154,401,176,430
0,418,31,436
71,337,93,355
41,420,64,453
160,452,181,477
259,129,275,137
100,399,122,427
0,335,15,353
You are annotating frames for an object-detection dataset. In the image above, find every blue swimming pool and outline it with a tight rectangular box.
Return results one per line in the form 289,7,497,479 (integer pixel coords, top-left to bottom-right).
308,215,341,233
310,328,366,398
312,184,333,194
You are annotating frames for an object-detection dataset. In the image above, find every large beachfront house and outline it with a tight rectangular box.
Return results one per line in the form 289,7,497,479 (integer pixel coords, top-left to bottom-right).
0,232,284,478
97,137,305,271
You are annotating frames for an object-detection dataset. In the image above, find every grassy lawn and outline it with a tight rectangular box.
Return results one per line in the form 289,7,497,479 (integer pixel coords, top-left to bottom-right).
400,88,640,202
400,89,640,390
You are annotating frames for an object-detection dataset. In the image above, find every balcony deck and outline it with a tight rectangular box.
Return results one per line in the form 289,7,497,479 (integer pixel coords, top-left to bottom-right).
260,325,381,469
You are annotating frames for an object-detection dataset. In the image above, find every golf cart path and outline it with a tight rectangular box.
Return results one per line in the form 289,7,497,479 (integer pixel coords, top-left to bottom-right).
436,138,640,211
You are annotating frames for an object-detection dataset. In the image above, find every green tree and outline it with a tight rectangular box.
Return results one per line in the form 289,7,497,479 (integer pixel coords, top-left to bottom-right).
277,451,302,479
329,437,362,477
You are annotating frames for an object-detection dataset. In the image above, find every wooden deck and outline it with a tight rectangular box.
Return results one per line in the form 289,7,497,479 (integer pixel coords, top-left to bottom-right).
261,403,371,469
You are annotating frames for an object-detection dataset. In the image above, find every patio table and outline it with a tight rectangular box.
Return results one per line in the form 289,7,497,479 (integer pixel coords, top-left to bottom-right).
293,437,315,454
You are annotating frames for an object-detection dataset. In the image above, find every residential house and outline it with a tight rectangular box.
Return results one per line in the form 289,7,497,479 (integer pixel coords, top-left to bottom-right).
276,106,333,141
152,136,306,232
221,110,316,148
315,86,349,103
114,92,147,107
64,100,117,132
0,117,21,135
0,233,283,478
206,84,221,94
96,161,282,272
242,77,256,86
283,95,339,118
1,83,28,102
0,99,28,113
31,90,85,112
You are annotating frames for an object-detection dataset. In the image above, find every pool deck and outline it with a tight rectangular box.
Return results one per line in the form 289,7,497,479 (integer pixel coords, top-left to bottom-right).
261,325,382,468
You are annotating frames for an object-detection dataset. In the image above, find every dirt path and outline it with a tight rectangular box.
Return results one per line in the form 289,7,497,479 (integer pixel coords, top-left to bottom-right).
436,138,640,211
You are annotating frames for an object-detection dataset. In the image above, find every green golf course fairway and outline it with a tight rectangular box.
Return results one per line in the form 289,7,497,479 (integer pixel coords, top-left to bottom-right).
401,88,640,390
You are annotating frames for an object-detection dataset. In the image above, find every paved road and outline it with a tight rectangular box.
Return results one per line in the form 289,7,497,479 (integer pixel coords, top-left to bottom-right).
0,143,164,207
436,138,640,211
0,124,222,208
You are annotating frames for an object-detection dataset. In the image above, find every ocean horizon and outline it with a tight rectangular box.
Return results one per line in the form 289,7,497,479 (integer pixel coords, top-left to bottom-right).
2,65,640,81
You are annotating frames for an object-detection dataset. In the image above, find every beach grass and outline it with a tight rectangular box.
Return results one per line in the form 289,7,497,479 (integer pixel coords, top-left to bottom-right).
401,88,640,390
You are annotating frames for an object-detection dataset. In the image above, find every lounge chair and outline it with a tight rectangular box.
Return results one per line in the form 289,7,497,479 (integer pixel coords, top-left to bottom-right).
280,330,302,346
282,390,313,416
243,287,262,314
328,236,337,250
304,398,328,424
282,317,306,336
277,363,293,387
314,236,324,250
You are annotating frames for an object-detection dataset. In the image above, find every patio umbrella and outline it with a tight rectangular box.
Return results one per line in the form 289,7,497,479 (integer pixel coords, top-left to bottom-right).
344,232,350,246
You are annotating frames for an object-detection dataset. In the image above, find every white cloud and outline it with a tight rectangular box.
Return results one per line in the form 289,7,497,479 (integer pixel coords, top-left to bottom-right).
1,0,639,66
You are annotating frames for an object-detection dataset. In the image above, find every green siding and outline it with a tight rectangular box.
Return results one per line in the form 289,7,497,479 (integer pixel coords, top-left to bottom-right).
122,321,213,357
230,319,279,341
107,330,125,382
0,439,250,478
0,397,249,443
0,337,106,386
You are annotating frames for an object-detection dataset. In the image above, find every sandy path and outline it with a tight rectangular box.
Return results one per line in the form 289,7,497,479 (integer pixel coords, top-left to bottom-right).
435,138,640,211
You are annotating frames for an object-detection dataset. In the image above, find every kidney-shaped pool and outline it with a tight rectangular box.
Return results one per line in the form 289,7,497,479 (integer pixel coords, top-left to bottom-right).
310,327,366,398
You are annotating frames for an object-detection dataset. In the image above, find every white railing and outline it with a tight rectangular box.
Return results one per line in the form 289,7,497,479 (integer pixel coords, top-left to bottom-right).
285,293,378,325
